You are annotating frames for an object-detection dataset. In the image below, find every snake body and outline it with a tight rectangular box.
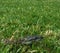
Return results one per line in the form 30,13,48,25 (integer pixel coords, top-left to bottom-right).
4,35,43,45
17,35,43,45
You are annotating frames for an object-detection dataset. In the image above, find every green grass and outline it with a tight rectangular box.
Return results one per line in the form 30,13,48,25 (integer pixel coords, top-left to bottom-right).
0,0,60,53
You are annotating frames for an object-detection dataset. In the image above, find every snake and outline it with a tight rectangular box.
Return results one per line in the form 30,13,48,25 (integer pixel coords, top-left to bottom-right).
3,35,44,45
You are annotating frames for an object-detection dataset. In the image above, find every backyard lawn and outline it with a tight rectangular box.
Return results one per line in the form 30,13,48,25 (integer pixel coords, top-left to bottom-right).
0,0,60,53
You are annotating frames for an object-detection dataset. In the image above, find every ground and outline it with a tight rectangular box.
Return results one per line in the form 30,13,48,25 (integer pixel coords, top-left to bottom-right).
0,0,60,53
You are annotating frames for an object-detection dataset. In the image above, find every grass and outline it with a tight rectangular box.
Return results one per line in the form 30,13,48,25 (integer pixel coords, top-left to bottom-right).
0,0,60,53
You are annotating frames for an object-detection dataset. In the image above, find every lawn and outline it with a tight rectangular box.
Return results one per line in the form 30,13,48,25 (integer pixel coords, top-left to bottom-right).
0,0,60,53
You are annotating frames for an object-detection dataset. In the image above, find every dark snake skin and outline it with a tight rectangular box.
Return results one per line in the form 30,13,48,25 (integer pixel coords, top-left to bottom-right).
17,35,43,44
4,35,44,45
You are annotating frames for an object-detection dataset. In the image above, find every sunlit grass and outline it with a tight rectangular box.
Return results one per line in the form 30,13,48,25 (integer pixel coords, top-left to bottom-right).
0,0,60,53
